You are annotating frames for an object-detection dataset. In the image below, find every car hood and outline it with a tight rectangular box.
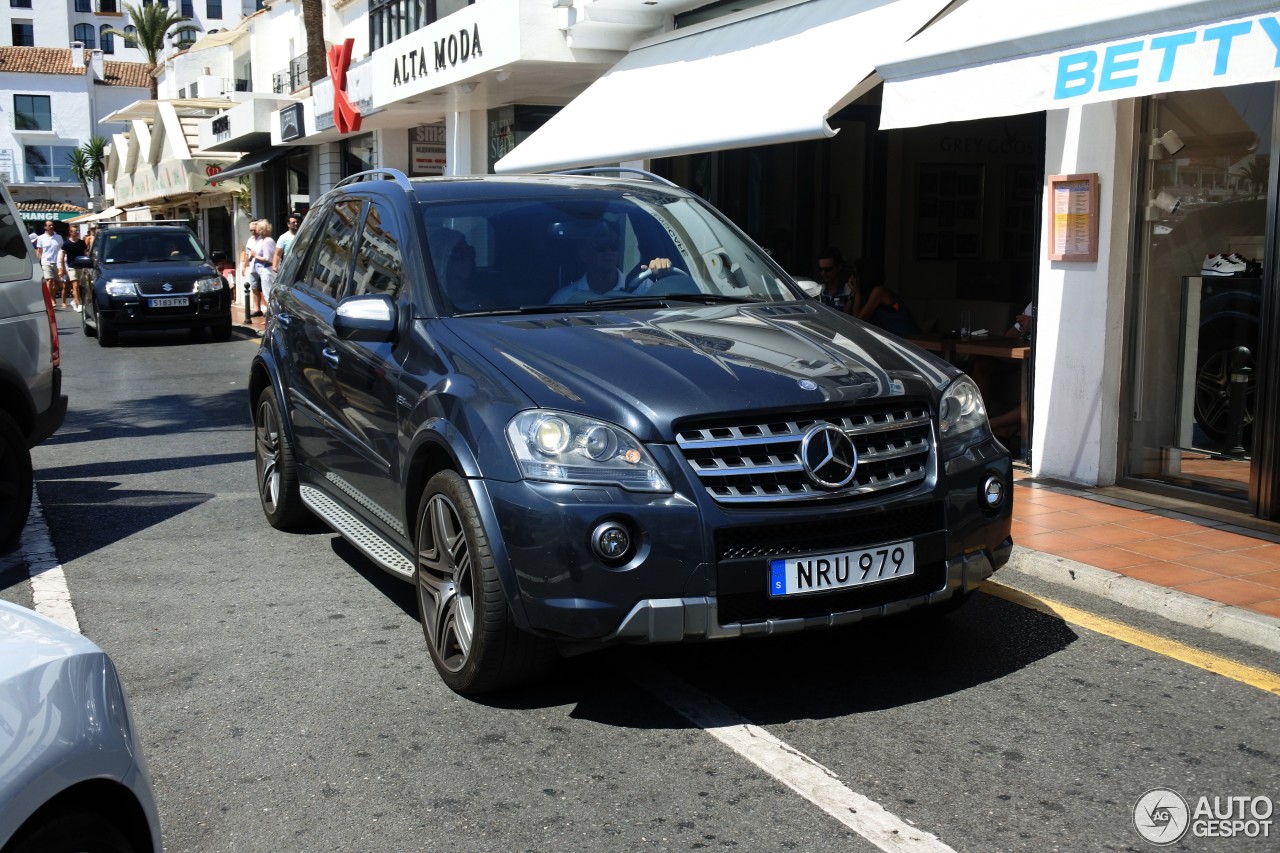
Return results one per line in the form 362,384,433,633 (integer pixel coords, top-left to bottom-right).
100,260,216,278
445,302,953,440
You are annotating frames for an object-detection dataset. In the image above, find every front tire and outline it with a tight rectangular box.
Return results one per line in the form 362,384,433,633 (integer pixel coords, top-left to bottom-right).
0,410,34,551
415,471,555,694
253,386,309,529
97,313,116,347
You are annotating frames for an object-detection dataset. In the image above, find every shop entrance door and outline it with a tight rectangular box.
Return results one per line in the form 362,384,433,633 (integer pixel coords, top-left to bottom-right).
1126,83,1276,509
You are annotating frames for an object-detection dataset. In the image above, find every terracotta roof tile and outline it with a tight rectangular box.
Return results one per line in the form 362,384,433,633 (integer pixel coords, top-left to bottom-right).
0,47,149,88
16,201,90,214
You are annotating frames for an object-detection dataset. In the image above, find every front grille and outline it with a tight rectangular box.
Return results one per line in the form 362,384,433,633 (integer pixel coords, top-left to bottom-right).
137,281,196,296
715,501,944,561
675,402,934,504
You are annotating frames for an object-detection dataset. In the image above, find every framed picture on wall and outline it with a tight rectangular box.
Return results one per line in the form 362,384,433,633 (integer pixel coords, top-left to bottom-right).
916,163,984,259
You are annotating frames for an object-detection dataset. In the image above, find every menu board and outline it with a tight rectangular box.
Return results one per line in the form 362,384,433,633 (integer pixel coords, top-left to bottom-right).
1047,173,1099,262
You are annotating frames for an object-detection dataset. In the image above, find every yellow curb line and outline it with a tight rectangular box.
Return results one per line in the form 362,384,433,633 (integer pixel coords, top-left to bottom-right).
981,580,1280,697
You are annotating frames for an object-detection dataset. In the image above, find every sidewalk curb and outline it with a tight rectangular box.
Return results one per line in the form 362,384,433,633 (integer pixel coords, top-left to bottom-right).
1004,546,1280,655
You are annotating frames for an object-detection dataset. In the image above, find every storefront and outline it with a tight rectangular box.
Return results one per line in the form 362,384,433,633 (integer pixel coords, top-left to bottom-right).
875,0,1280,520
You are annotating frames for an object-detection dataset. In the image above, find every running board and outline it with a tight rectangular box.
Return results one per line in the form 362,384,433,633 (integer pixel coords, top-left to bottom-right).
300,484,416,579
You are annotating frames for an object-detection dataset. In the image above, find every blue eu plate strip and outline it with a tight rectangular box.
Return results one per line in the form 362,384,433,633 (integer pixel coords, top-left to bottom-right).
769,559,786,597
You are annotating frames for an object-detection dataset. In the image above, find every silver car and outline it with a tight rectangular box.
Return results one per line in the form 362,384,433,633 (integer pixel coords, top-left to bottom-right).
0,600,161,853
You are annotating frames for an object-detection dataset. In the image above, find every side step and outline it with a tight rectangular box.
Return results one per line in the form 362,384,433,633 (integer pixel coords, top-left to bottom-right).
300,484,415,579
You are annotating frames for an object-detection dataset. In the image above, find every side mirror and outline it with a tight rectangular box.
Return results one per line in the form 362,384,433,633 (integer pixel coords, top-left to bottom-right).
334,293,397,343
210,250,229,263
72,256,92,269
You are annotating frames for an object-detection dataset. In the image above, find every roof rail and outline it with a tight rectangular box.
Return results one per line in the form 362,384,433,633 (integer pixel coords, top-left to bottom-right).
553,167,679,188
336,168,414,193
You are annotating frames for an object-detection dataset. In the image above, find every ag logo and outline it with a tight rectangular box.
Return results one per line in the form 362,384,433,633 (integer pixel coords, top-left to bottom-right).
1134,788,1190,845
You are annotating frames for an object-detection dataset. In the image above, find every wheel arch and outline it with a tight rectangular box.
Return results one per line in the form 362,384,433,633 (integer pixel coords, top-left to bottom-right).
4,779,157,853
403,422,534,630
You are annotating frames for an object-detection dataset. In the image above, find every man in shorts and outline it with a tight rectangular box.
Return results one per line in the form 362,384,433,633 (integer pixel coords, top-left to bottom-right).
59,224,87,312
34,221,65,307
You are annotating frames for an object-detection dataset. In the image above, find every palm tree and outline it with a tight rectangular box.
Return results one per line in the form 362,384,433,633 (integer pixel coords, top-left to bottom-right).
301,0,326,89
103,2,200,99
67,148,94,198
82,135,107,194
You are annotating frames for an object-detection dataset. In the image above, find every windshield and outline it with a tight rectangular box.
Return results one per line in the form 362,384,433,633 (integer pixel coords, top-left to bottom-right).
419,188,803,315
101,230,206,264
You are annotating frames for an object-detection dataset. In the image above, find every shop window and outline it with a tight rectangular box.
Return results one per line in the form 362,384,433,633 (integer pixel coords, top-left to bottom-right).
73,23,95,49
10,21,33,46
1127,83,1274,497
13,94,50,131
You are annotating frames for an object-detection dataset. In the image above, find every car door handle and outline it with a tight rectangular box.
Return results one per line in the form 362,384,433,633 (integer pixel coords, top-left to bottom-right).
274,311,291,328
321,346,339,368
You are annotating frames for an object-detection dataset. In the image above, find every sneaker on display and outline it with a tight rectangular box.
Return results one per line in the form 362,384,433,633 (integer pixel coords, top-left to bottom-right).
1225,253,1262,276
1202,253,1248,276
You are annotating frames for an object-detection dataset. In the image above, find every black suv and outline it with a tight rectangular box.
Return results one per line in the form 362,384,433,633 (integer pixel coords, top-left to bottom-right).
74,223,232,346
250,169,1013,694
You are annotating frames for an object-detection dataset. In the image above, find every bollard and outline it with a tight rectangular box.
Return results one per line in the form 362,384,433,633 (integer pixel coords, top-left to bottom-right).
1224,346,1252,457
243,277,253,326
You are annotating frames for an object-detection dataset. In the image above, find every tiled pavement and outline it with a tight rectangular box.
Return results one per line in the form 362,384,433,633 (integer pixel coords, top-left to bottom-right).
1013,474,1280,621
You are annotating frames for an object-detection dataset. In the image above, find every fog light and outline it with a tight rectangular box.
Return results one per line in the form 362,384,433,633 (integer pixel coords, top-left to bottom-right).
982,475,1005,509
591,521,631,562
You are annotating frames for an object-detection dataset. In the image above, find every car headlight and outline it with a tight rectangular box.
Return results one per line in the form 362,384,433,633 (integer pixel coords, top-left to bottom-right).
104,280,140,297
938,375,991,458
194,276,223,292
506,411,672,492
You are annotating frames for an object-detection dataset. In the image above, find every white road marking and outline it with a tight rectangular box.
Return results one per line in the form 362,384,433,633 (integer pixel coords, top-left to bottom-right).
634,667,955,852
20,488,81,633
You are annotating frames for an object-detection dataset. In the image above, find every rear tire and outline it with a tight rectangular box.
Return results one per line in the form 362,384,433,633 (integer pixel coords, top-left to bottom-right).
253,386,310,530
0,410,34,551
415,471,556,694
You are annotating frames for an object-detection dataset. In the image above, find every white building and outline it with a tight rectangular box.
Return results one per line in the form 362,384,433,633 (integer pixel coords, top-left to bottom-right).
0,46,149,211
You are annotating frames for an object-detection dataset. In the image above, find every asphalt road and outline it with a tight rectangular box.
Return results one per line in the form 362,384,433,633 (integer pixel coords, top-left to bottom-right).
4,314,1278,852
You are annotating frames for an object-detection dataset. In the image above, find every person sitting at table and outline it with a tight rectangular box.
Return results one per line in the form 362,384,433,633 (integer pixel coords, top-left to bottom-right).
815,247,856,312
987,302,1035,443
846,257,920,337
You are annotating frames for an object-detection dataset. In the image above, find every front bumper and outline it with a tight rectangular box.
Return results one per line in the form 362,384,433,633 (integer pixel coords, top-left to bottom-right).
608,540,1011,642
481,437,1013,644
99,291,230,328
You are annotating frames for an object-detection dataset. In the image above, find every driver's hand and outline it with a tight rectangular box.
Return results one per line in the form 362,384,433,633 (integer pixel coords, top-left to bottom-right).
643,257,673,277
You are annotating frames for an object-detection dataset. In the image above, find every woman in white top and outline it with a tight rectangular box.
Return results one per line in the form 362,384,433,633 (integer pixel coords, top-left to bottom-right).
252,220,278,311
241,220,262,316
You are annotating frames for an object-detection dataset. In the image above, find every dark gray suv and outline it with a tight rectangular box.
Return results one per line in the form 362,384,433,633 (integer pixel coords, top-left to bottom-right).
0,182,66,549
250,169,1013,694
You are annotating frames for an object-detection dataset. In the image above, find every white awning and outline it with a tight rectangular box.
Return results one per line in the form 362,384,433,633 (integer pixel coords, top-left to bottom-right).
875,0,1280,129
495,0,951,174
66,206,123,224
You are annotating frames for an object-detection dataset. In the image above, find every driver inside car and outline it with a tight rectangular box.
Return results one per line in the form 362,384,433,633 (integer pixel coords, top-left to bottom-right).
548,223,675,303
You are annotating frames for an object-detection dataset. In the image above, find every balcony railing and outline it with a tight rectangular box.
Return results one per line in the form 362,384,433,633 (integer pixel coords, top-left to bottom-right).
271,54,309,94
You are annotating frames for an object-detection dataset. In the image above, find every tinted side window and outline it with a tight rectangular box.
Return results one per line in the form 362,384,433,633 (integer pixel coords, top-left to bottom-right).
350,201,403,298
297,198,363,303
0,198,32,281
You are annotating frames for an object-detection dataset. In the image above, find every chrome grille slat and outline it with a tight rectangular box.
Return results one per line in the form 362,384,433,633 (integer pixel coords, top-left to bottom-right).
676,402,934,505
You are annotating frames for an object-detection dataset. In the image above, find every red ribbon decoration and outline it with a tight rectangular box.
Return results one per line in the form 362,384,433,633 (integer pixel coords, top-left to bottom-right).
328,38,362,135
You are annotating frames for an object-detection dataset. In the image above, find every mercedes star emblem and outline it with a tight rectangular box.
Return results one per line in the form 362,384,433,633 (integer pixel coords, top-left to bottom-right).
800,423,857,488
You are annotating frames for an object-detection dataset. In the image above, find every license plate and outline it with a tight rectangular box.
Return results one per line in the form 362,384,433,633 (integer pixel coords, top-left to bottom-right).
769,541,915,597
149,296,189,308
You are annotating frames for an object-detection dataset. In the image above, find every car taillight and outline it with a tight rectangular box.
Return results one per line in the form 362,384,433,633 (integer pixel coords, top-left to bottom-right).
42,279,60,368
